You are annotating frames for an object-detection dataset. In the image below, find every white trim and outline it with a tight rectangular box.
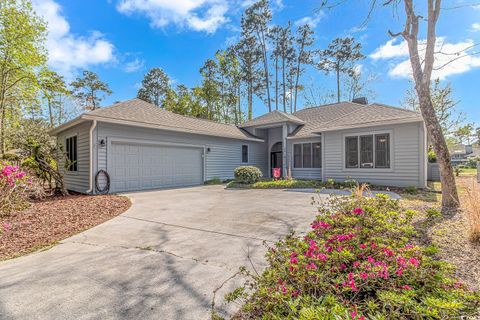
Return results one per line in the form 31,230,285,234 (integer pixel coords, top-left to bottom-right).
321,133,325,181
341,129,394,173
86,120,97,194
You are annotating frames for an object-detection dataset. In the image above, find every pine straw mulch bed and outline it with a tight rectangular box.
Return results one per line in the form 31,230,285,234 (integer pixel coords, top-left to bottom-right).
0,194,131,260
401,175,480,291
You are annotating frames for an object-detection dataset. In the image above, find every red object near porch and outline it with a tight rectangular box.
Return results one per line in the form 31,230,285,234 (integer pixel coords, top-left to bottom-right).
272,168,281,179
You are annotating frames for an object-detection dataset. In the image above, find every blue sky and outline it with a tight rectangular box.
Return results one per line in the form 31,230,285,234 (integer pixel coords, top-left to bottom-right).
32,0,480,124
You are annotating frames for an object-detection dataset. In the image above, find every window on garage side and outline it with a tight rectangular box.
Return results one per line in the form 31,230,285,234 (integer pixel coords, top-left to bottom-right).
242,145,249,163
66,135,78,172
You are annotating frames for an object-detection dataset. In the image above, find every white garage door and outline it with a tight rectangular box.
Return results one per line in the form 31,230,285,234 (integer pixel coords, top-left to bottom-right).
110,142,204,192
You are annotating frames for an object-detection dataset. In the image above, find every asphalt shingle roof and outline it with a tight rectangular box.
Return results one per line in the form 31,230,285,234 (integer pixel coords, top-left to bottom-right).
85,99,261,141
290,102,423,138
239,110,305,128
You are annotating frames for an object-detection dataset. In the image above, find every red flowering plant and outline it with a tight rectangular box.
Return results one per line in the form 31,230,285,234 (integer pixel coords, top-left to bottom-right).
225,195,480,320
0,161,34,215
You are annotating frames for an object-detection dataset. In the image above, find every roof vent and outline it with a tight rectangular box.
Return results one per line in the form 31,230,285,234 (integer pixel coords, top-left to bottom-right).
352,97,368,105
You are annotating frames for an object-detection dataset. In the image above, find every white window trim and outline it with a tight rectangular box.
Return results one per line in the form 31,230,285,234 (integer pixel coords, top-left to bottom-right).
65,133,79,175
242,144,249,163
293,141,322,170
341,130,394,173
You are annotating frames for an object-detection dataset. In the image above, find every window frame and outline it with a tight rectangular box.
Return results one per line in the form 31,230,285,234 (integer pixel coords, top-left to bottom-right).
241,144,249,163
342,131,393,171
65,134,78,173
293,142,322,169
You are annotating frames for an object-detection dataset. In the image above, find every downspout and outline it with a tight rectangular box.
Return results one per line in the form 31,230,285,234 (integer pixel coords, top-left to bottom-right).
86,119,97,194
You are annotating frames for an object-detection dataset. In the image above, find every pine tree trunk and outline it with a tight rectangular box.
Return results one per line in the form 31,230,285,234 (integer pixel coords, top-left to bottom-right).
275,56,278,111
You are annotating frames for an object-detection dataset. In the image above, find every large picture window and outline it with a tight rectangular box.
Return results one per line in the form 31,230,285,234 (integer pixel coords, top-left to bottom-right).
345,133,390,169
293,142,322,168
66,135,78,172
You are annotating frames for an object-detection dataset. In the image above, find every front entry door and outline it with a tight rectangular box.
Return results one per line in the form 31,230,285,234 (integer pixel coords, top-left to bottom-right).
270,152,283,177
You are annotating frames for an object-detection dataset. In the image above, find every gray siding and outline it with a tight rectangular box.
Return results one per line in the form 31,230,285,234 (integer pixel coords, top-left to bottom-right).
57,122,91,193
95,122,268,186
427,163,440,181
323,122,426,188
287,137,322,180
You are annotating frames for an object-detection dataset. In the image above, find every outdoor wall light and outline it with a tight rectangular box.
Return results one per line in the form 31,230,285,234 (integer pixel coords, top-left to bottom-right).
99,139,106,148
207,147,211,153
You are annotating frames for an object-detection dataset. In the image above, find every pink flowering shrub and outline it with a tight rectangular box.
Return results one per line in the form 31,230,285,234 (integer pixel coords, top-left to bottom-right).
0,161,33,215
226,195,480,319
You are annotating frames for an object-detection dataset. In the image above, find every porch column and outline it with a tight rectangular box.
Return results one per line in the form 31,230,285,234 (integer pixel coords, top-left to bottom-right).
282,124,287,177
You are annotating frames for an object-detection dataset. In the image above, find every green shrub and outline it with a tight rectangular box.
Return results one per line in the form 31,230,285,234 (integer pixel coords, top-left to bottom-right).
404,186,418,195
251,179,323,189
204,177,222,185
428,149,437,163
426,208,441,220
226,196,480,319
234,166,263,184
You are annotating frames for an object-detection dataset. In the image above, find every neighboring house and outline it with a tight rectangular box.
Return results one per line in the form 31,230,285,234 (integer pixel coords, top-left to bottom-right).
450,144,480,166
50,98,427,193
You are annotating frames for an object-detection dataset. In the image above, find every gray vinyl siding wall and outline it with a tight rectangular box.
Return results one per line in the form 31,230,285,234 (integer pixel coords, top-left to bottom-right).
57,122,91,193
287,137,323,180
94,122,268,187
323,122,426,188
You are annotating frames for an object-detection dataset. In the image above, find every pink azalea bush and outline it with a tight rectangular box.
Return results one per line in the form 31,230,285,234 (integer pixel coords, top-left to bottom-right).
0,161,32,215
227,195,480,319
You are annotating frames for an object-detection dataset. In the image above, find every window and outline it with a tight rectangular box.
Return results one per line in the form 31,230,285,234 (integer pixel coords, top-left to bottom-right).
375,134,390,168
242,145,249,163
293,142,322,168
345,133,390,169
294,144,302,168
313,142,322,168
345,137,359,168
66,136,78,172
360,135,374,168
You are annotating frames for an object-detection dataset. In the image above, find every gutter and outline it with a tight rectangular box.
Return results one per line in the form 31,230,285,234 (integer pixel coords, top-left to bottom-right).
86,120,97,194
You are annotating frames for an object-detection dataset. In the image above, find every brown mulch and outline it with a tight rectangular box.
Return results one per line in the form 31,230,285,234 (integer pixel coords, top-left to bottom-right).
0,195,131,260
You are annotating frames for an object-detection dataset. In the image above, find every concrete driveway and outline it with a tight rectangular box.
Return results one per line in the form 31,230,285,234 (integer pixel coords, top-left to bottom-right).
0,185,324,320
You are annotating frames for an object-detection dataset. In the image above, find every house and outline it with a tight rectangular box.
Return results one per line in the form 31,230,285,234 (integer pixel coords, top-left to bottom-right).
450,144,479,166
50,98,427,193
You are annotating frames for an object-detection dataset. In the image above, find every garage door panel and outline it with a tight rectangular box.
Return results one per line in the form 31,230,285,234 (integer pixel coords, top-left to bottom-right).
109,142,203,192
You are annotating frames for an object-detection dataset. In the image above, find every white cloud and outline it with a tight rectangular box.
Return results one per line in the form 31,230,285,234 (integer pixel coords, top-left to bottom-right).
32,0,115,78
370,37,480,80
471,23,480,32
117,0,229,34
294,11,324,28
123,58,145,73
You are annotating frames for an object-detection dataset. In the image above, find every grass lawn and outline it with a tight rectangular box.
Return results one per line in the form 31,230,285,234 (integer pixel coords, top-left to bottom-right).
460,168,478,176
0,195,131,260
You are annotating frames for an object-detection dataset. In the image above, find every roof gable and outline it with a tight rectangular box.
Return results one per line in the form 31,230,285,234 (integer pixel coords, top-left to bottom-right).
239,110,304,128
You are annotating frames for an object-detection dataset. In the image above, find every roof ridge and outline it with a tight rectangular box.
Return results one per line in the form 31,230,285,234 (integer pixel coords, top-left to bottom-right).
370,102,422,115
294,101,356,114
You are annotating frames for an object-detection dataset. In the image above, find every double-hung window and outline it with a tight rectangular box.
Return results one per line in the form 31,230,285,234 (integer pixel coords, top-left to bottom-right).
293,142,322,168
345,133,390,169
66,135,78,172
